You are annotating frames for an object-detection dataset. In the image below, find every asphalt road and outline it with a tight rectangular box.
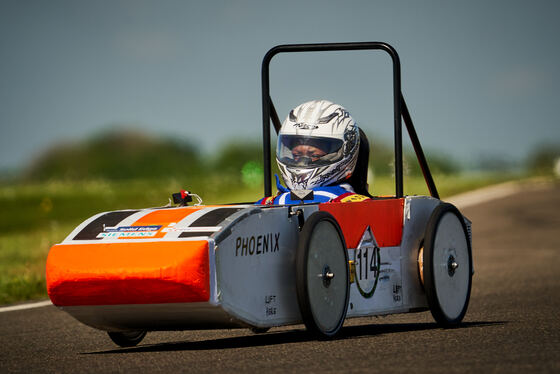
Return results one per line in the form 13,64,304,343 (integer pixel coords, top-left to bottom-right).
1,182,559,373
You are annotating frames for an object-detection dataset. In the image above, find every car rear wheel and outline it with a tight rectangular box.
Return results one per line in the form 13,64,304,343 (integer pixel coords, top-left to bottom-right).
296,211,350,338
423,203,472,326
108,330,147,347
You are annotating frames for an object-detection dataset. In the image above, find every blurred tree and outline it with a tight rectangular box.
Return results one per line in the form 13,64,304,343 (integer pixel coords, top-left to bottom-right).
526,143,560,176
408,151,461,176
368,137,394,176
367,133,460,177
212,141,263,185
24,129,202,181
473,153,519,173
22,128,461,188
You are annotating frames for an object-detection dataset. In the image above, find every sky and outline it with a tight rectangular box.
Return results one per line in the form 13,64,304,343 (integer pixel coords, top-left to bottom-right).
1,0,559,171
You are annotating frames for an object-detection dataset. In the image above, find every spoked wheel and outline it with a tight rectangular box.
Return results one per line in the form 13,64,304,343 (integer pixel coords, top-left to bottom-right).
108,330,147,347
423,203,472,326
296,211,350,338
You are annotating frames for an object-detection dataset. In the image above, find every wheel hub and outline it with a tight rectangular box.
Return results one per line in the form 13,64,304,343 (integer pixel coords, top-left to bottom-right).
321,265,335,287
447,255,459,276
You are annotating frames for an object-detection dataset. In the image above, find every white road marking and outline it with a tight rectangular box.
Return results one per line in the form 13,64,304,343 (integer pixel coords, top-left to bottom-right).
445,181,523,209
0,300,52,313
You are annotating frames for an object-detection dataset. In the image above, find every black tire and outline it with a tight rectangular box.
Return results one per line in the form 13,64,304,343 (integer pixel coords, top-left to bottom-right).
423,203,472,326
296,211,350,338
250,327,270,334
108,331,147,347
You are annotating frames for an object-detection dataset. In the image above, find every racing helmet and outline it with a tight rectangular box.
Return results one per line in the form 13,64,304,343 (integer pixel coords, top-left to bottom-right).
276,100,360,190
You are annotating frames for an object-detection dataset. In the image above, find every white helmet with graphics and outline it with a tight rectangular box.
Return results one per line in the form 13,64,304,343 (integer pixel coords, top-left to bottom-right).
276,100,360,190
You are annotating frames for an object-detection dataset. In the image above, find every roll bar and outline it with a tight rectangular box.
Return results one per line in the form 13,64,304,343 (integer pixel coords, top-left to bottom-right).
261,42,439,199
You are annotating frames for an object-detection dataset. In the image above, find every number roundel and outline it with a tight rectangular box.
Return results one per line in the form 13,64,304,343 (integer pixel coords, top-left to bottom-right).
354,227,380,298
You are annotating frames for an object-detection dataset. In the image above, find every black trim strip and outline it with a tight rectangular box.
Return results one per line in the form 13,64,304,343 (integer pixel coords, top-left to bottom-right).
178,231,215,238
73,210,140,240
189,208,244,227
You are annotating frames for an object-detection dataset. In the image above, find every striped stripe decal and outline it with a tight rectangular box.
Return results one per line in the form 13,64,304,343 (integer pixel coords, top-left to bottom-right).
73,210,139,240
70,206,248,242
123,207,205,239
189,207,245,227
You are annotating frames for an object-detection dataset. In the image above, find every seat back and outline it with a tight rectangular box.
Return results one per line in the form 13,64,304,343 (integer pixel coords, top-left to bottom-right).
347,129,371,196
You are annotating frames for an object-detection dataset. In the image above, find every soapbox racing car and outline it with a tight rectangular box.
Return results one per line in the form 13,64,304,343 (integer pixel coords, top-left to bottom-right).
46,42,473,347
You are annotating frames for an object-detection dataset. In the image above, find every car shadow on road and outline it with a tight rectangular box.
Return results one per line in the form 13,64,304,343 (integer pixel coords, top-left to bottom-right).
84,320,505,355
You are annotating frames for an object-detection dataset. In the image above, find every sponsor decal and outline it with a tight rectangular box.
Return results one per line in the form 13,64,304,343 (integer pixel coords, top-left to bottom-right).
161,222,221,234
235,232,280,257
333,193,370,203
97,225,162,238
393,283,402,302
340,194,370,203
265,294,277,317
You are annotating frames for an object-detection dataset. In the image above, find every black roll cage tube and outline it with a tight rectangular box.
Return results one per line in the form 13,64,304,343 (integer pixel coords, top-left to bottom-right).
261,42,439,200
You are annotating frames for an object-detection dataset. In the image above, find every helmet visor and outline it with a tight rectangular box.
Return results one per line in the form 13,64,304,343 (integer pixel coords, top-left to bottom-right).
276,135,344,167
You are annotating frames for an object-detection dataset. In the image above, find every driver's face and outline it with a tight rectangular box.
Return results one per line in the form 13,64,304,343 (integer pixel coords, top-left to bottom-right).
291,144,327,162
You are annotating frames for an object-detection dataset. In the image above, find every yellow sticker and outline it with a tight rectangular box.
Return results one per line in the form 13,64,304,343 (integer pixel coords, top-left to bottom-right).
340,194,370,203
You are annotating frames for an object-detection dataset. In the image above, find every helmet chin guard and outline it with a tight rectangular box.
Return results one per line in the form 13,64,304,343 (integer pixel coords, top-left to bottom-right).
276,100,359,191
